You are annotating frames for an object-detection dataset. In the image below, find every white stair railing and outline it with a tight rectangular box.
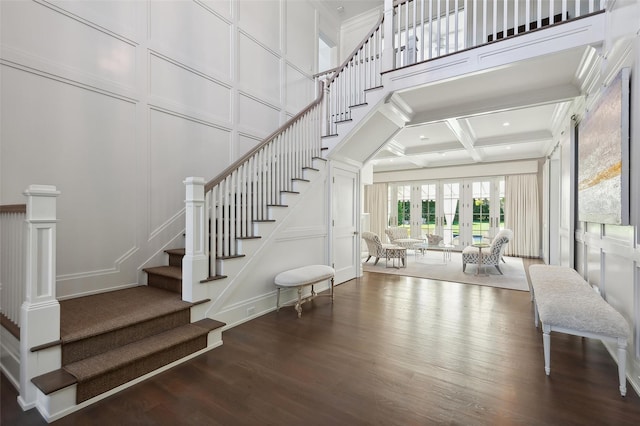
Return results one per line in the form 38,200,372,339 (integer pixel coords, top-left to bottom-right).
0,204,27,329
182,83,325,302
321,14,385,137
391,0,606,68
0,186,61,408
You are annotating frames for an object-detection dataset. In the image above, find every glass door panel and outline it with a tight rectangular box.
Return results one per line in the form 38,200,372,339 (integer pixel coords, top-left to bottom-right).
497,179,505,231
440,182,460,247
472,181,491,243
396,184,411,235
420,184,437,237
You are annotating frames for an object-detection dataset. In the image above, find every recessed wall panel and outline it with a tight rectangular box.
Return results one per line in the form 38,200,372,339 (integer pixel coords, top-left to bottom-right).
200,0,232,20
238,33,281,103
0,66,137,276
149,110,231,234
149,54,231,125
286,0,315,73
238,0,280,52
48,0,138,39
238,134,262,159
149,0,231,81
587,242,601,289
238,93,280,138
286,64,314,113
602,251,634,320
1,0,136,88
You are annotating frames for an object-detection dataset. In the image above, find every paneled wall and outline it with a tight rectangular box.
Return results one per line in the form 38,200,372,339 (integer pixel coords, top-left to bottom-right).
555,1,640,395
0,0,323,298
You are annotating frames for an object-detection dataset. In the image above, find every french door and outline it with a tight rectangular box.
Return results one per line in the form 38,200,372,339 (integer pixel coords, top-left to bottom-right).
459,179,504,247
389,178,503,250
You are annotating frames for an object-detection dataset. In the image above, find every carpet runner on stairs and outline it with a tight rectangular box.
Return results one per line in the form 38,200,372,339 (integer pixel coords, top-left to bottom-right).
31,285,224,404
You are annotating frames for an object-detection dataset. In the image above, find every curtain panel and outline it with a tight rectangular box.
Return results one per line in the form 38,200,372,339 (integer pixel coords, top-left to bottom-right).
364,183,388,240
504,174,540,257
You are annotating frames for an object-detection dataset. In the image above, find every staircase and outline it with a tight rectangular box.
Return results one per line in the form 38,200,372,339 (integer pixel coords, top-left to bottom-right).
12,3,605,421
30,250,225,418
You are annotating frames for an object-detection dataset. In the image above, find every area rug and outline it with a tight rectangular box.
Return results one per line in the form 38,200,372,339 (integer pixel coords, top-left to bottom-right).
362,251,530,292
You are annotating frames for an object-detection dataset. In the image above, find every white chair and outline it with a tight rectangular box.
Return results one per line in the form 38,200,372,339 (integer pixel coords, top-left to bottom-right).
384,227,422,249
462,229,513,274
362,232,401,266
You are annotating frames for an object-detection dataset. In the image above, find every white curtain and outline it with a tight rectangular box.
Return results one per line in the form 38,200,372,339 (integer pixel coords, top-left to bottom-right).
504,174,540,257
364,183,388,240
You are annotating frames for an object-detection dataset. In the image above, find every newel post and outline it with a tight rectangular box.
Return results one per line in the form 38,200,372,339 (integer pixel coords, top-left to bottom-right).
18,185,61,409
182,177,208,303
382,0,395,72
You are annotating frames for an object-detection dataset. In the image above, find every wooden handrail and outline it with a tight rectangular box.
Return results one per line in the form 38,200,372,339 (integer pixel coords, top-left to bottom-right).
392,0,410,7
326,12,385,87
313,66,340,79
0,204,26,213
205,80,324,193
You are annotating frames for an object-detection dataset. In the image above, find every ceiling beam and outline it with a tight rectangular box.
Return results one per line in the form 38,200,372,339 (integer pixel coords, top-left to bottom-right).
445,118,483,162
473,130,553,148
406,84,581,126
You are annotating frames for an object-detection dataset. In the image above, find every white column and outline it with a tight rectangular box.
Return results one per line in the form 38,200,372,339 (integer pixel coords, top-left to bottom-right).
382,0,395,72
18,185,61,410
182,177,208,303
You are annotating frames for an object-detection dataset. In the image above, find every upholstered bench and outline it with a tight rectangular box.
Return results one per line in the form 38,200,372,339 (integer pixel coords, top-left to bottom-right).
529,265,630,396
275,265,335,318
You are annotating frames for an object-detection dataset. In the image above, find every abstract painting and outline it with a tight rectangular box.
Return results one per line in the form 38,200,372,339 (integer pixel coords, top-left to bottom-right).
578,68,630,225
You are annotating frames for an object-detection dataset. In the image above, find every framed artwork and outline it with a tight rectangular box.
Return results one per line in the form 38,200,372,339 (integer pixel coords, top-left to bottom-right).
577,67,630,225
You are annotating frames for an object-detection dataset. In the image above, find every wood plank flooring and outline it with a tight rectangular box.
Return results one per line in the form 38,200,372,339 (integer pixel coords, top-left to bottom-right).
3,264,640,425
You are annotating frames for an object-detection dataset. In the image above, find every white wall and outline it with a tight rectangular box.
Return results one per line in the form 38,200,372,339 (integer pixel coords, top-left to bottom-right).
338,6,382,64
213,168,329,327
554,0,640,396
0,0,324,298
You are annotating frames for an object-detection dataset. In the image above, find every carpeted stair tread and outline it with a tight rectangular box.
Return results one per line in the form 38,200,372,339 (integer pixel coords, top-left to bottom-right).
64,320,217,382
60,286,192,344
143,265,182,279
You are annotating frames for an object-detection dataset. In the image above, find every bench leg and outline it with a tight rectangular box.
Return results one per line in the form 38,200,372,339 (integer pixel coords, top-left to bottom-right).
542,324,551,375
618,338,627,396
330,277,334,302
534,302,539,328
295,287,303,318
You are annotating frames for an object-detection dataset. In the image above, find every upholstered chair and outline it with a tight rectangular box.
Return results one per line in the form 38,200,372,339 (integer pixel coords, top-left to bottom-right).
362,231,398,265
385,227,423,249
425,234,443,246
462,229,513,274
384,227,408,244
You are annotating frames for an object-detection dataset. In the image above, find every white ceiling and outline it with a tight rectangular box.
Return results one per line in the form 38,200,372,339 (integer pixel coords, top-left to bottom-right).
320,2,603,174
371,46,592,172
322,0,384,22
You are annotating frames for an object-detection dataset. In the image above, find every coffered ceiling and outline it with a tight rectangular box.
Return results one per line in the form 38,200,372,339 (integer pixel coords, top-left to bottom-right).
371,45,594,172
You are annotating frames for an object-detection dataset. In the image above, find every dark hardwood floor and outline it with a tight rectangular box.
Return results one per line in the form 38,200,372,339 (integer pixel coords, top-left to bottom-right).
3,264,640,425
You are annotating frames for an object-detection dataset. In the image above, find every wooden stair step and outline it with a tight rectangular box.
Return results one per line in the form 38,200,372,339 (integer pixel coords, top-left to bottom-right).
33,319,225,403
31,369,78,396
165,248,185,267
60,286,191,344
143,265,182,294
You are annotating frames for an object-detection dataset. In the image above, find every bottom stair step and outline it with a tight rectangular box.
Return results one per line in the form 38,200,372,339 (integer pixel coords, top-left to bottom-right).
32,318,225,403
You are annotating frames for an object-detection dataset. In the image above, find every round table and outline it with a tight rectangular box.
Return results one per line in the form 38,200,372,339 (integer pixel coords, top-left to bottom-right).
471,242,491,276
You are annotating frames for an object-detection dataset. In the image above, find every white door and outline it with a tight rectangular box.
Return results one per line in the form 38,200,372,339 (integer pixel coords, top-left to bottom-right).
332,165,359,284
